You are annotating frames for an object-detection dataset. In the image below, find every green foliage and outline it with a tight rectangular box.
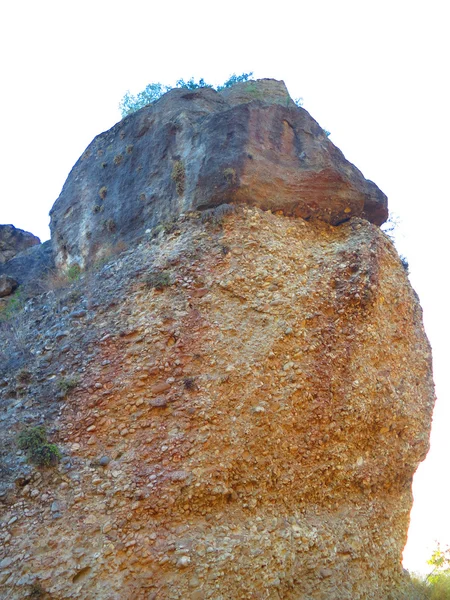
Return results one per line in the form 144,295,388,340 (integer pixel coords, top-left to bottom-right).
119,72,256,117
17,426,61,467
0,289,24,321
175,77,213,90
119,82,171,116
427,546,450,584
406,545,450,599
58,376,80,396
66,264,81,281
216,72,254,90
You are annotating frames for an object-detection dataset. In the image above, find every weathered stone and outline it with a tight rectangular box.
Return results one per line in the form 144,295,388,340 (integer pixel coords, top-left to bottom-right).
0,225,40,264
0,275,18,297
0,240,54,295
0,210,433,599
49,79,387,270
150,382,171,394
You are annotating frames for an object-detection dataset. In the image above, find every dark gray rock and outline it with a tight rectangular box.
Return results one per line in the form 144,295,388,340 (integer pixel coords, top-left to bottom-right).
0,224,40,264
49,79,388,270
0,240,54,296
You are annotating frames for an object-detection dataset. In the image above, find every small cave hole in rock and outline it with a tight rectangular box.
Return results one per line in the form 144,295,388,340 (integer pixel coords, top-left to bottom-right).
72,566,91,584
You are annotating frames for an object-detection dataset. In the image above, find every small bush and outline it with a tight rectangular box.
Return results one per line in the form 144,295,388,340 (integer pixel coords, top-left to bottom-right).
58,376,80,396
119,72,256,117
216,72,254,91
17,426,61,467
99,186,108,199
144,271,172,290
175,76,213,90
171,160,185,196
406,572,450,599
113,154,123,166
67,264,81,281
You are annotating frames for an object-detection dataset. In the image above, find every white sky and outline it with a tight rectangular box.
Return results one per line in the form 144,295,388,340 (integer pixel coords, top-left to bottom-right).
1,0,448,574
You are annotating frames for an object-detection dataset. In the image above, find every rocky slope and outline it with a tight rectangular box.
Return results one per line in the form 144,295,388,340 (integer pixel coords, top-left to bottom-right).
0,207,434,599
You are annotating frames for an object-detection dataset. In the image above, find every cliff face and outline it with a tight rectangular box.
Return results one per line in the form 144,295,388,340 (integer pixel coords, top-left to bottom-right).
0,80,434,599
49,79,387,270
0,210,434,599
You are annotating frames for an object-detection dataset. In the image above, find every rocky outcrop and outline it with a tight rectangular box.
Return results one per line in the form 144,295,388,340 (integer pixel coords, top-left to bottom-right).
50,79,388,270
0,225,40,264
0,241,55,296
0,275,18,298
0,209,434,599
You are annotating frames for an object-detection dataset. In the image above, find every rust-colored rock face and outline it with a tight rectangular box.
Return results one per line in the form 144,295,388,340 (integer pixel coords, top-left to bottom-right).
0,210,434,599
49,79,387,270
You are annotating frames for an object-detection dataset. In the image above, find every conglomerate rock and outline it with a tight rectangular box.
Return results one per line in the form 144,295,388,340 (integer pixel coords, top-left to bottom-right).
49,79,387,270
0,208,434,599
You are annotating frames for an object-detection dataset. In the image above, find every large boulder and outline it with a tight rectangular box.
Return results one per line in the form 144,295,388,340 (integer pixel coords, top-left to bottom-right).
50,79,388,270
0,275,18,298
0,225,40,264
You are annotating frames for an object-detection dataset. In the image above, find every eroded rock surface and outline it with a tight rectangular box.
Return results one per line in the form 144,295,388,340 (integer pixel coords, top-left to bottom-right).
0,240,54,295
0,275,18,298
50,79,387,270
0,209,434,599
0,225,40,264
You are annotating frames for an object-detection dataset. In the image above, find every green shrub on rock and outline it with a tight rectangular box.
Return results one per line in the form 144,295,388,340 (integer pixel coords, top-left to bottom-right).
119,72,255,117
144,271,172,291
17,426,61,467
58,376,80,396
